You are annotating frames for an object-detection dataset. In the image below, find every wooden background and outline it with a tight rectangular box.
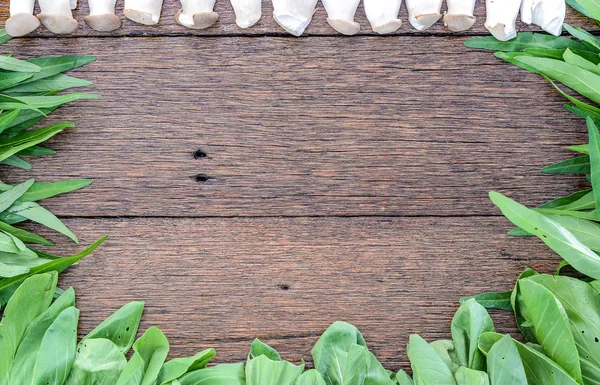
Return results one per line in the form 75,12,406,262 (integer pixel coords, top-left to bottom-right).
0,2,595,371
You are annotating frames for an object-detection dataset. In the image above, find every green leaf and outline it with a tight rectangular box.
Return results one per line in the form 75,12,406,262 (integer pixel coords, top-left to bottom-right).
8,201,78,243
0,221,54,246
486,335,527,385
523,48,566,59
0,72,33,91
407,334,457,385
81,301,145,355
116,327,170,385
296,370,327,385
395,370,413,385
250,338,281,361
0,262,29,278
563,48,600,76
511,269,540,343
156,348,216,385
534,208,598,221
451,299,495,371
2,108,56,134
566,0,598,20
542,190,595,211
64,338,127,385
22,56,96,85
454,367,489,385
542,155,590,174
15,179,92,202
0,122,71,162
1,156,31,169
431,340,460,374
490,192,600,280
0,109,20,134
565,24,600,51
17,146,56,157
464,33,589,52
0,30,12,45
246,354,305,385
0,55,41,73
0,236,106,308
478,333,579,385
588,117,600,215
518,279,582,383
0,272,57,385
0,178,34,212
4,74,92,96
177,363,246,385
459,292,512,311
12,93,99,109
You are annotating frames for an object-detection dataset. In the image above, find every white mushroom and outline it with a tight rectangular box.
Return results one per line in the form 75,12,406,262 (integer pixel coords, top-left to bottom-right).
230,0,262,28
485,0,520,41
85,0,122,31
124,0,164,25
176,0,219,29
444,0,476,32
37,0,79,34
364,0,402,34
521,0,565,36
6,0,40,37
71,0,78,9
322,0,361,35
272,0,318,36
406,0,442,31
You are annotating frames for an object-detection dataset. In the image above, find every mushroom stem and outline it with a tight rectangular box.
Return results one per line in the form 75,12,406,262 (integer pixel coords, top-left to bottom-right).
71,0,78,9
521,0,565,36
444,0,476,32
85,0,122,31
176,0,219,29
38,0,79,34
364,0,402,34
406,0,442,31
485,0,520,41
272,0,318,36
322,0,361,35
124,0,164,25
6,0,40,37
230,0,262,28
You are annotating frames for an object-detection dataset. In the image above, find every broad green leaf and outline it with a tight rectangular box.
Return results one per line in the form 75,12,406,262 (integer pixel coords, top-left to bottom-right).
26,306,79,385
0,72,33,91
246,354,305,385
0,262,29,277
0,230,28,254
0,248,52,278
490,192,600,280
4,74,92,96
486,335,527,385
296,370,327,385
0,236,106,308
511,268,540,343
177,363,246,385
116,327,170,385
395,370,413,385
528,275,600,385
512,215,600,252
588,117,600,214
542,155,590,174
459,292,512,311
311,321,367,385
9,288,75,384
65,338,127,385
535,208,598,221
431,340,460,374
478,333,579,385
0,272,57,385
0,55,41,73
0,221,54,245
464,33,588,52
564,48,600,75
8,201,78,243
451,299,495,371
519,279,582,383
567,0,598,20
250,338,281,360
364,349,396,385
1,156,31,169
0,178,34,212
454,367,489,385
82,301,145,355
565,24,600,51
156,348,215,385
407,334,457,385
22,56,96,85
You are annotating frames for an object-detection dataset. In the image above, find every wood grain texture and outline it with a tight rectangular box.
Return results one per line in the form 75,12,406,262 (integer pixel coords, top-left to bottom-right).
42,216,557,369
0,36,590,217
0,2,596,37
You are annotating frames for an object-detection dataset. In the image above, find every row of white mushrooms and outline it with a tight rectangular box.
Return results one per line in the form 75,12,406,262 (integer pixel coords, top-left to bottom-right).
6,0,566,40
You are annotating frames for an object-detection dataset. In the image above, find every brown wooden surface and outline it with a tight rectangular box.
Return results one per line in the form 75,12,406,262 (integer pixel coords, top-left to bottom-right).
0,1,594,372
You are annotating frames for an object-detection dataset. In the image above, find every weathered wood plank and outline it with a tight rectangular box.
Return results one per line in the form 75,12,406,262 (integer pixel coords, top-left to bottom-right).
45,216,554,369
0,36,589,217
0,2,596,37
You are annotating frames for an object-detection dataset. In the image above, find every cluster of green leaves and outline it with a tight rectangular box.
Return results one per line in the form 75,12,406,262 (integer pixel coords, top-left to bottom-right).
0,31,104,307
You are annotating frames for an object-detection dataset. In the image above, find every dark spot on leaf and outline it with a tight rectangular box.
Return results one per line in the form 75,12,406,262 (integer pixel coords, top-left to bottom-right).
595,337,599,343
193,149,207,159
126,327,130,332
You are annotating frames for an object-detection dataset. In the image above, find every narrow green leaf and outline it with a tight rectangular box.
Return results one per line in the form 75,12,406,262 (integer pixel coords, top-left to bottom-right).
4,74,92,96
0,30,13,45
567,0,597,20
1,156,32,169
568,144,590,154
22,56,95,85
14,93,99,109
0,55,41,73
542,155,590,174
564,48,600,75
0,109,20,134
523,48,566,59
0,73,33,91
16,146,55,157
0,178,34,212
451,299,495,371
564,24,600,51
20,179,91,202
0,123,70,162
7,201,78,243
0,221,54,246
177,363,246,385
156,348,215,385
588,117,600,214
459,292,513,311
464,33,588,52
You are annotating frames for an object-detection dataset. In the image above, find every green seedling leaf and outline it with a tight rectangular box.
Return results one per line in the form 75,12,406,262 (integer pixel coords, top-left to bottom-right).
396,370,414,385
542,155,590,174
246,353,305,385
0,55,41,73
250,338,281,360
490,192,600,280
459,291,512,311
81,301,145,355
511,268,540,343
177,363,246,385
464,32,588,52
486,335,527,385
407,334,457,385
65,338,127,385
116,327,170,385
0,178,34,212
296,370,328,385
454,367,489,385
431,340,460,374
451,299,495,371
8,201,78,243
156,348,216,385
0,272,57,385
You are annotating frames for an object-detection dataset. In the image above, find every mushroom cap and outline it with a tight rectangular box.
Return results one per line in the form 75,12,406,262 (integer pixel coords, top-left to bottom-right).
124,9,159,25
85,14,122,32
443,14,476,32
411,13,442,31
175,12,219,29
6,13,40,37
273,13,310,37
371,19,402,34
326,18,360,35
37,13,79,34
